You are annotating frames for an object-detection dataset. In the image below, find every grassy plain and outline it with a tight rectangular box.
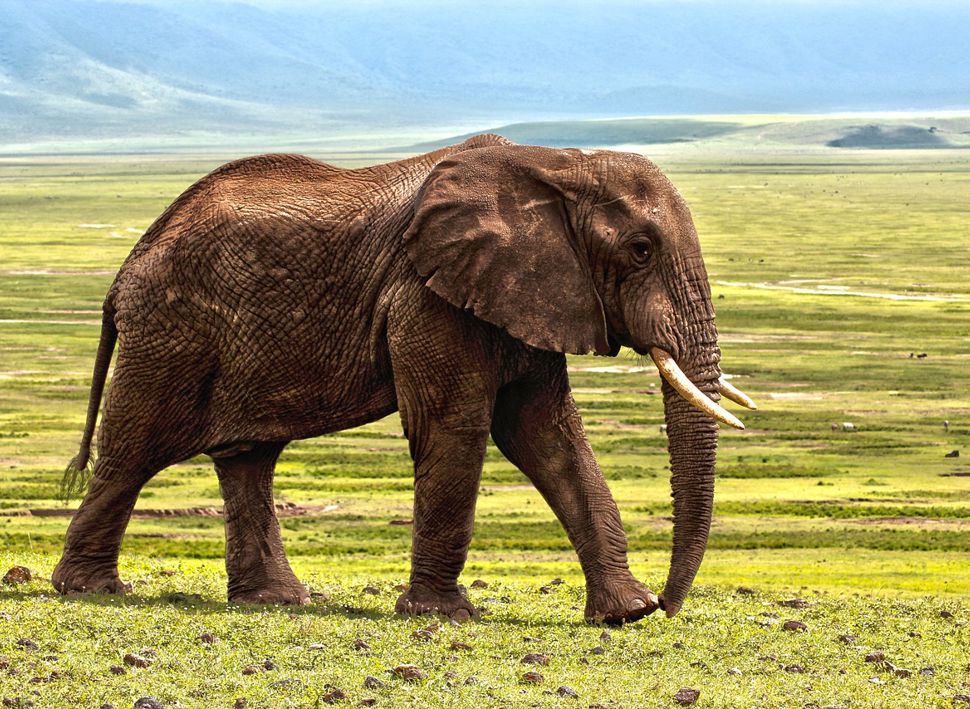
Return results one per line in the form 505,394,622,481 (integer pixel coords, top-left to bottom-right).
0,146,968,707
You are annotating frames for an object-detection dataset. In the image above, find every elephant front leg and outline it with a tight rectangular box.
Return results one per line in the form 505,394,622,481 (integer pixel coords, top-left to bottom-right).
214,442,309,605
395,426,487,622
491,357,660,625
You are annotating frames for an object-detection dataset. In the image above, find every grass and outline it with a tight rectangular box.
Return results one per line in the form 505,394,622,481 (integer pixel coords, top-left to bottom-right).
0,146,969,706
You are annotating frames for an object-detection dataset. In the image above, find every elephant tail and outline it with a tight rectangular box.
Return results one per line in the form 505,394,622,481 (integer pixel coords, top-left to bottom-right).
61,308,117,501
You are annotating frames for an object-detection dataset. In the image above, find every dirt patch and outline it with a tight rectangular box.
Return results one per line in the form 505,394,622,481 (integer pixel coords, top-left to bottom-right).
766,392,823,401
0,502,341,519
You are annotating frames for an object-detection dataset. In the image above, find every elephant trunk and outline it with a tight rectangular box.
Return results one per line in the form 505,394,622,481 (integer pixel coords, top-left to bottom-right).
657,324,721,617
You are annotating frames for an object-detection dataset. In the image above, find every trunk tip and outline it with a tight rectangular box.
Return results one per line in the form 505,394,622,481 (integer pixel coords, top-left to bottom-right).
658,593,682,618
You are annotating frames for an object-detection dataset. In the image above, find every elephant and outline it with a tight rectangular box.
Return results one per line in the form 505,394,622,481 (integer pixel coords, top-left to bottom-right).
53,133,756,624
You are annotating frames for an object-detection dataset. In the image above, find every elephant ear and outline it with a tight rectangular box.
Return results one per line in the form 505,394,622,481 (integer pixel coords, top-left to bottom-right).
403,146,611,355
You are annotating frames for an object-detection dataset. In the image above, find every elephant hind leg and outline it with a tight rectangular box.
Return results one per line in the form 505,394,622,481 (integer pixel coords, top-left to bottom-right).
214,441,308,605
53,453,166,595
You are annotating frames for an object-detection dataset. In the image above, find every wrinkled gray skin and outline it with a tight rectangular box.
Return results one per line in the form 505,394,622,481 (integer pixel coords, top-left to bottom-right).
53,134,721,623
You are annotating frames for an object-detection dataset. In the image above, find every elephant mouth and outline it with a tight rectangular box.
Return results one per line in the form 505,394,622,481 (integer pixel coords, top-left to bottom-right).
649,347,756,429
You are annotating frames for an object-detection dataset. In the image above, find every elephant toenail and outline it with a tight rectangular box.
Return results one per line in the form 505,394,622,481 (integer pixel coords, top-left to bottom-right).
630,598,646,610
646,592,659,607
452,609,471,623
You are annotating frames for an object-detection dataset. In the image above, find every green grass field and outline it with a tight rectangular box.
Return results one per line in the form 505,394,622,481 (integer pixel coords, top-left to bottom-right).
0,146,968,707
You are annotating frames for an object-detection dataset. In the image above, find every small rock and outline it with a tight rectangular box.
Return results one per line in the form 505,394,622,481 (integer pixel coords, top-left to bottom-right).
549,578,564,585
392,583,408,592
940,609,954,618
907,631,921,638
123,653,152,669
690,661,708,670
262,658,277,671
321,688,345,704
470,579,488,589
2,567,31,585
865,652,886,663
392,664,426,682
197,632,217,645
727,667,742,676
233,700,247,709
411,629,434,642
443,670,457,679
945,450,960,458
673,687,700,706
599,630,612,643
523,635,541,643
2,699,33,708
450,641,472,651
894,667,912,678
360,700,376,707
101,704,117,709
133,699,163,709
782,620,807,632
868,677,883,685
109,665,125,675
736,586,757,595
363,676,384,689
784,664,804,673
464,676,479,686
362,586,380,595
590,646,605,655
352,638,371,652
837,634,857,644
556,685,579,698
241,665,260,676
539,586,552,594
158,569,178,577
521,671,544,684
521,653,550,666
15,639,37,651
777,598,812,609
672,642,687,650
920,666,936,676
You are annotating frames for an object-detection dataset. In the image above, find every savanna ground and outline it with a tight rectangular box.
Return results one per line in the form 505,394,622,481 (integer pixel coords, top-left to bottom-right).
0,143,968,707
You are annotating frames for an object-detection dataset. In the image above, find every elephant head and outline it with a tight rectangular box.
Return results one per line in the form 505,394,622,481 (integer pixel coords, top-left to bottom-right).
404,141,756,616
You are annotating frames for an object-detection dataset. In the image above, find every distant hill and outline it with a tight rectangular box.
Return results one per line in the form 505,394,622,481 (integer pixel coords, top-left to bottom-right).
1,0,969,150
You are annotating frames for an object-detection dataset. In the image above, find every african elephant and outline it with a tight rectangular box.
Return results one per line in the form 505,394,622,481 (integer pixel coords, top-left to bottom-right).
53,133,755,623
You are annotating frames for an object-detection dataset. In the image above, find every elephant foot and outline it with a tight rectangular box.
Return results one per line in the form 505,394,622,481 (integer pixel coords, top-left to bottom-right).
228,577,310,605
585,576,660,626
52,559,131,596
395,583,479,622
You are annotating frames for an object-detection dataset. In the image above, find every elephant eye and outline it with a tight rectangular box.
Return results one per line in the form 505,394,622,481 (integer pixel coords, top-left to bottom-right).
629,239,652,265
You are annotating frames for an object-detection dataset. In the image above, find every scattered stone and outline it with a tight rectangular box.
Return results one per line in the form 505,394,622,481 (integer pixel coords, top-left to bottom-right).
784,664,805,673
521,653,550,666
352,639,371,652
241,665,260,676
101,704,117,709
837,634,857,644
233,700,247,709
360,700,376,707
893,667,912,678
411,629,434,642
197,632,217,645
940,609,955,619
392,583,408,593
865,652,886,663
549,578,564,585
500,596,512,603
599,630,612,644
736,586,757,595
672,642,687,650
945,450,960,458
470,579,488,589
907,631,921,638
2,699,33,708
727,667,742,676
363,676,384,689
321,688,345,704
556,685,579,698
123,653,152,669
782,620,807,632
15,639,37,651
673,687,700,706
539,586,552,594
133,699,163,709
451,608,473,624
310,590,331,601
262,659,277,671
443,670,457,679
450,641,472,651
521,671,544,684
689,661,708,670
590,646,606,656
464,676,479,686
777,598,812,609
362,586,380,595
920,666,936,676
158,569,178,577
2,567,31,585
109,665,125,675
392,664,426,682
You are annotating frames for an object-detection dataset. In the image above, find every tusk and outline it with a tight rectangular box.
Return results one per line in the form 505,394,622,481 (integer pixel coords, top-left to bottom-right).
719,376,758,410
650,347,745,430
